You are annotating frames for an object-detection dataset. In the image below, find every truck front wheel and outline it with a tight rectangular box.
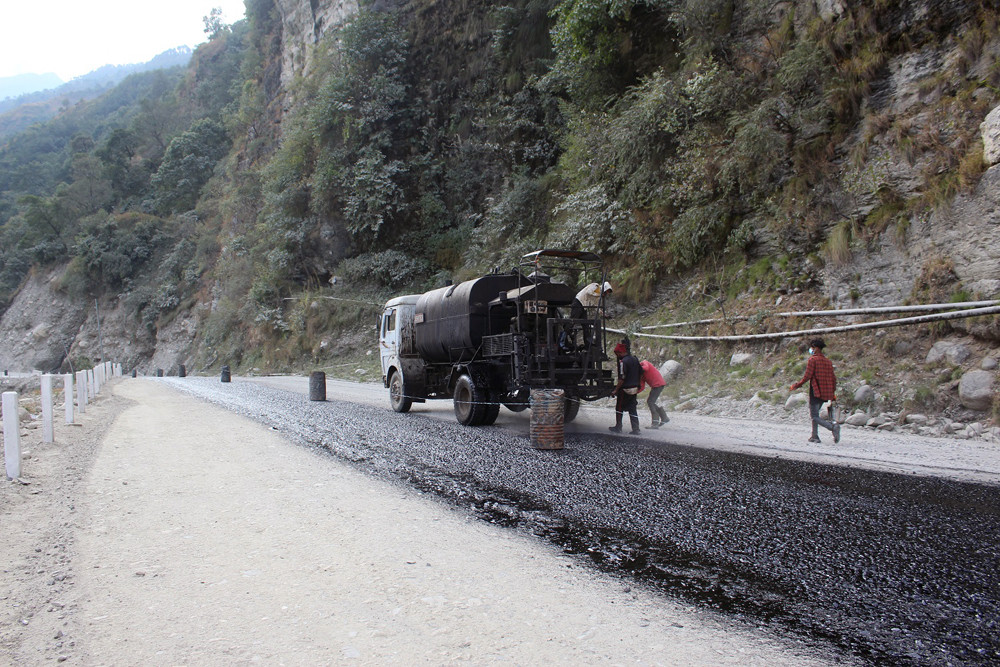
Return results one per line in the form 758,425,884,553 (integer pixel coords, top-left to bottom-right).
454,374,486,426
389,371,412,413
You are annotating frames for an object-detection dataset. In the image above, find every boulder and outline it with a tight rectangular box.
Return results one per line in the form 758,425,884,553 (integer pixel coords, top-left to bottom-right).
958,370,994,411
659,360,682,382
854,384,875,404
847,411,869,426
730,352,754,366
892,340,914,356
982,357,998,371
905,413,928,425
925,340,971,365
866,414,890,427
784,393,808,411
982,104,1000,166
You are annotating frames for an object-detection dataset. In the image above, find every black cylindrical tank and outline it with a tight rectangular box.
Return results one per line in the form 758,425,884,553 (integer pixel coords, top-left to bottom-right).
415,274,524,362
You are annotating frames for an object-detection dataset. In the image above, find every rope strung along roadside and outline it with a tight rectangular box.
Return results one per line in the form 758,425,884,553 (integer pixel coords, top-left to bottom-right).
608,304,1000,343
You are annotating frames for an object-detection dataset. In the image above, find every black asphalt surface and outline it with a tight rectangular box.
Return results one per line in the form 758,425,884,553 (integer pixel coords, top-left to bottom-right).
160,377,1000,666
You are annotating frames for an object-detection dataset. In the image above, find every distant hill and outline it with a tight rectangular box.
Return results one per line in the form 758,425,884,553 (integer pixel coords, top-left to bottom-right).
0,47,193,139
0,73,64,100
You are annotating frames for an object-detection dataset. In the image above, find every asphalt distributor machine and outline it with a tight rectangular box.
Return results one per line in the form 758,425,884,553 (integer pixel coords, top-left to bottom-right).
379,249,616,425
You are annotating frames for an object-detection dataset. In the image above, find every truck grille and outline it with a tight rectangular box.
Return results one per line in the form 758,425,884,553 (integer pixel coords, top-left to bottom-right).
483,333,514,356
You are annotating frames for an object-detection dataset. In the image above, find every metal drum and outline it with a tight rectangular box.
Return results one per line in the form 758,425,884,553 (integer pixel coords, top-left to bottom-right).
529,388,565,450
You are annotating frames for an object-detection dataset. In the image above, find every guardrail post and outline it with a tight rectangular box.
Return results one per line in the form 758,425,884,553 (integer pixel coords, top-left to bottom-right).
76,371,87,414
64,374,74,424
41,374,54,443
3,391,21,479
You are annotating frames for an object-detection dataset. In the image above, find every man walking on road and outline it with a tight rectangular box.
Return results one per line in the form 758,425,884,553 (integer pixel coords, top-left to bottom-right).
790,338,841,444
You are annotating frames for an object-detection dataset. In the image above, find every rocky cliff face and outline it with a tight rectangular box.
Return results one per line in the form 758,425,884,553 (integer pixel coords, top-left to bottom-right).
273,0,359,86
819,14,1000,309
0,266,200,375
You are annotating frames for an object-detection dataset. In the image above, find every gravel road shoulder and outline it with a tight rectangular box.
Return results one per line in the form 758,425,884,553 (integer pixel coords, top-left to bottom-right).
1,378,845,665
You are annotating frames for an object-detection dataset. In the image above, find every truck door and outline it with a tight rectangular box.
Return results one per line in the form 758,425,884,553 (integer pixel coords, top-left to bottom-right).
379,307,399,378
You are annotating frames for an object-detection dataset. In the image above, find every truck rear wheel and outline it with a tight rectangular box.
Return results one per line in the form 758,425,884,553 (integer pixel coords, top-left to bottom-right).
389,371,412,413
482,399,501,426
454,374,486,425
564,397,581,423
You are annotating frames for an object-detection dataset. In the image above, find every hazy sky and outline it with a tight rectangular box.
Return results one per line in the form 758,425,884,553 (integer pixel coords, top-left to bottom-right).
0,1,247,81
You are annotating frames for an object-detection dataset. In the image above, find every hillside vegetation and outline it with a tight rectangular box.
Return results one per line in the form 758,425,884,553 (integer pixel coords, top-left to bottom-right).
0,0,998,419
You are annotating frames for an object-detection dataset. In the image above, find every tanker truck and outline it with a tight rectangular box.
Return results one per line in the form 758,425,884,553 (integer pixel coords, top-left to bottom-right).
378,249,615,425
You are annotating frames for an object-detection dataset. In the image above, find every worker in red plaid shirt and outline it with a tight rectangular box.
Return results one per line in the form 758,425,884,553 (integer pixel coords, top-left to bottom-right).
790,338,841,444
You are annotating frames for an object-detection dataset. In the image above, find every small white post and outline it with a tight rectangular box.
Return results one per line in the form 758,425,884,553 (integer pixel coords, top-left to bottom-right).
2,392,21,479
94,366,102,395
77,370,88,413
64,374,74,424
41,374,54,443
88,369,96,397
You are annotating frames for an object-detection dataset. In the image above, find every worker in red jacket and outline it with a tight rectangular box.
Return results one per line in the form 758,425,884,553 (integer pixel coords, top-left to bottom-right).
790,338,841,444
638,359,669,429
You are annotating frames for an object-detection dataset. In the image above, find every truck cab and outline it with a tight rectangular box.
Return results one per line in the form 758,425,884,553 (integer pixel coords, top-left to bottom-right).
379,294,420,413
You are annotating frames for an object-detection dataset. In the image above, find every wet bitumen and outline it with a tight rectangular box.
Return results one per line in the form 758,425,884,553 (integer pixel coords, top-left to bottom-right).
161,378,1000,666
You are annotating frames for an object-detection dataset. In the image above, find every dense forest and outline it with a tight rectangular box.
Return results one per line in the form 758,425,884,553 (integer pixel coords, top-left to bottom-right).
0,0,997,371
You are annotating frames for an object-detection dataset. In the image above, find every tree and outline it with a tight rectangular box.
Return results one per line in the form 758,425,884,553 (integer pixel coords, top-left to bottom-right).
203,7,229,40
150,118,230,214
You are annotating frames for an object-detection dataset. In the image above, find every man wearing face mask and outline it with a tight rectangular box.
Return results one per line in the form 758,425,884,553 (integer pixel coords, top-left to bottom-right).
789,338,841,444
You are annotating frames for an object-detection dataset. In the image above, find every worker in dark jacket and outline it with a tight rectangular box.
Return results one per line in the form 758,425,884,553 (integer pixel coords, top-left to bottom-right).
609,341,641,435
790,338,841,444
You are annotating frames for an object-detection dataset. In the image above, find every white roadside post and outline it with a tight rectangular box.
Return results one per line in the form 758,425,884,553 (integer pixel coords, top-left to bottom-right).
88,369,95,398
2,391,21,479
94,365,102,395
77,370,88,414
41,374,54,443
64,373,74,424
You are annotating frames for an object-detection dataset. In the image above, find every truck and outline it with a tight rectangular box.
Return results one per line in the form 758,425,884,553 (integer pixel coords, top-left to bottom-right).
378,249,616,425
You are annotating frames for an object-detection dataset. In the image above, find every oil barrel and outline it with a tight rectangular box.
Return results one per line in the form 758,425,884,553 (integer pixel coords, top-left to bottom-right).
529,388,565,450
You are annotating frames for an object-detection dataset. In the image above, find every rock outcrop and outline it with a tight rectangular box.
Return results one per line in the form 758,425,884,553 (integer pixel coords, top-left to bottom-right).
274,0,360,86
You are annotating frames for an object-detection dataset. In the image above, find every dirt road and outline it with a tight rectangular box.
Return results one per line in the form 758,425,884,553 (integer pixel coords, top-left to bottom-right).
1,379,843,665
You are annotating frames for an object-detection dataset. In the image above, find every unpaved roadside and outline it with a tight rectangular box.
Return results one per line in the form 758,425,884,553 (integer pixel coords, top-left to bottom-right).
1,379,846,665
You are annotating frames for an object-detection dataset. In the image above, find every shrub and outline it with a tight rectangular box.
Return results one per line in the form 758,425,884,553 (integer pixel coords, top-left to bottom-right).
337,251,430,290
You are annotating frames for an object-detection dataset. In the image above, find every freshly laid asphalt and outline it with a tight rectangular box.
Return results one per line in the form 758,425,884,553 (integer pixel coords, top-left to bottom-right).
162,376,1000,666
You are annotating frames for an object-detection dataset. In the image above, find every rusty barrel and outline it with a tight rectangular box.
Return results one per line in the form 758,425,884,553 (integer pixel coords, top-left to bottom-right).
529,388,565,450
